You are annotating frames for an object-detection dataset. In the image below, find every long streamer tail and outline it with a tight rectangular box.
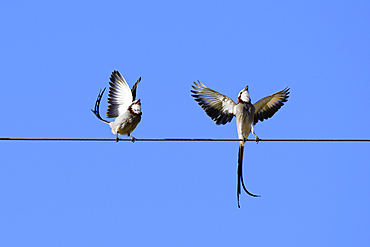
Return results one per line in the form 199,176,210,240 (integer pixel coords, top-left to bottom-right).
91,88,111,124
237,141,260,208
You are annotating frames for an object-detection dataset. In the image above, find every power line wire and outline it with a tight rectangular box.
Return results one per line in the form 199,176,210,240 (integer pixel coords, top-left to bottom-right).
0,138,369,142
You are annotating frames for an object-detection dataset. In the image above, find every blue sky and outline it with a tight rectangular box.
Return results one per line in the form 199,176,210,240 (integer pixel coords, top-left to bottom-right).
1,0,370,246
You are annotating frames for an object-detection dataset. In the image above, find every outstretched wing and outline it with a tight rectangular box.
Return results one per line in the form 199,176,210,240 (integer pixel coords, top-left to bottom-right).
191,80,236,125
107,71,133,118
253,87,290,124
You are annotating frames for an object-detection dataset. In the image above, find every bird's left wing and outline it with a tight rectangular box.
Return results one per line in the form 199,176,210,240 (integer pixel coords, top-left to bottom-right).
131,77,141,101
191,80,236,125
107,71,133,118
253,87,290,124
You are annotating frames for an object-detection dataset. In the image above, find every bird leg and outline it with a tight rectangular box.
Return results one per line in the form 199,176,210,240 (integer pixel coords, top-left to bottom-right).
251,126,260,144
116,133,119,142
127,133,136,143
254,135,260,144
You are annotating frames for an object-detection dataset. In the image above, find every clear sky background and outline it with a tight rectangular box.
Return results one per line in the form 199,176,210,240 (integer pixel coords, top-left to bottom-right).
1,0,370,246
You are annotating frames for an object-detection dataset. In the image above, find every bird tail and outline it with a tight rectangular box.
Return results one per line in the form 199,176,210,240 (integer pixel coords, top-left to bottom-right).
237,141,260,208
91,88,111,124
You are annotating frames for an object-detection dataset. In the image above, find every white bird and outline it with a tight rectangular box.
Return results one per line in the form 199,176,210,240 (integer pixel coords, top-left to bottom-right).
91,70,142,142
191,81,290,207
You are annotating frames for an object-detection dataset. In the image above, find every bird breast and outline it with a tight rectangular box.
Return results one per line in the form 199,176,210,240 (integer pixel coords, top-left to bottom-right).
109,111,142,135
235,103,255,140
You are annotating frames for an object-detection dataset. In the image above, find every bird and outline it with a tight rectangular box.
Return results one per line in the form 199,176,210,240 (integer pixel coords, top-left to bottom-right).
191,81,290,207
91,70,142,142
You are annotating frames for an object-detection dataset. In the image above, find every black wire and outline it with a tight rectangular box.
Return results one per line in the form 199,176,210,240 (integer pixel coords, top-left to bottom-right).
0,138,369,142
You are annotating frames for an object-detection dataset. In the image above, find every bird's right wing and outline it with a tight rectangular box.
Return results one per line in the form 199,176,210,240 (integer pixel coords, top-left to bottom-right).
191,80,236,125
107,71,133,118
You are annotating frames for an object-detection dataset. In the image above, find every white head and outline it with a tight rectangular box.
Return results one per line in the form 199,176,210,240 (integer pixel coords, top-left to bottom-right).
129,99,142,115
238,86,251,103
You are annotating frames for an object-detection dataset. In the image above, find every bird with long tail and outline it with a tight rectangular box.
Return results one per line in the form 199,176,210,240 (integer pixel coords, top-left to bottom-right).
92,70,142,142
191,81,289,207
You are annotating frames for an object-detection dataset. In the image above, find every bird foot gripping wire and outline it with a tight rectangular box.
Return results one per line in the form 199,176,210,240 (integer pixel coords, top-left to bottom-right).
255,136,260,144
115,134,136,143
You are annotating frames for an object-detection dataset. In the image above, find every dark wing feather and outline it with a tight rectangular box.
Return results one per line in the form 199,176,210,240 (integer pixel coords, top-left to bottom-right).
191,81,236,125
131,77,141,101
253,87,290,124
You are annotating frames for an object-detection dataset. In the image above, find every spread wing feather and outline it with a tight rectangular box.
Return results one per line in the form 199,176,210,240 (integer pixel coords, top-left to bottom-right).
191,80,236,125
107,71,133,118
253,87,290,124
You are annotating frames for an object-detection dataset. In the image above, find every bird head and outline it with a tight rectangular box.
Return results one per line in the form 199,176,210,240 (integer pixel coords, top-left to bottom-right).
129,99,142,115
238,86,251,103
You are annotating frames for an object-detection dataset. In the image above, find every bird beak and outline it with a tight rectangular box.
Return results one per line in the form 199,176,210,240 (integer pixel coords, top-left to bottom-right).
245,86,249,90
137,99,141,103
